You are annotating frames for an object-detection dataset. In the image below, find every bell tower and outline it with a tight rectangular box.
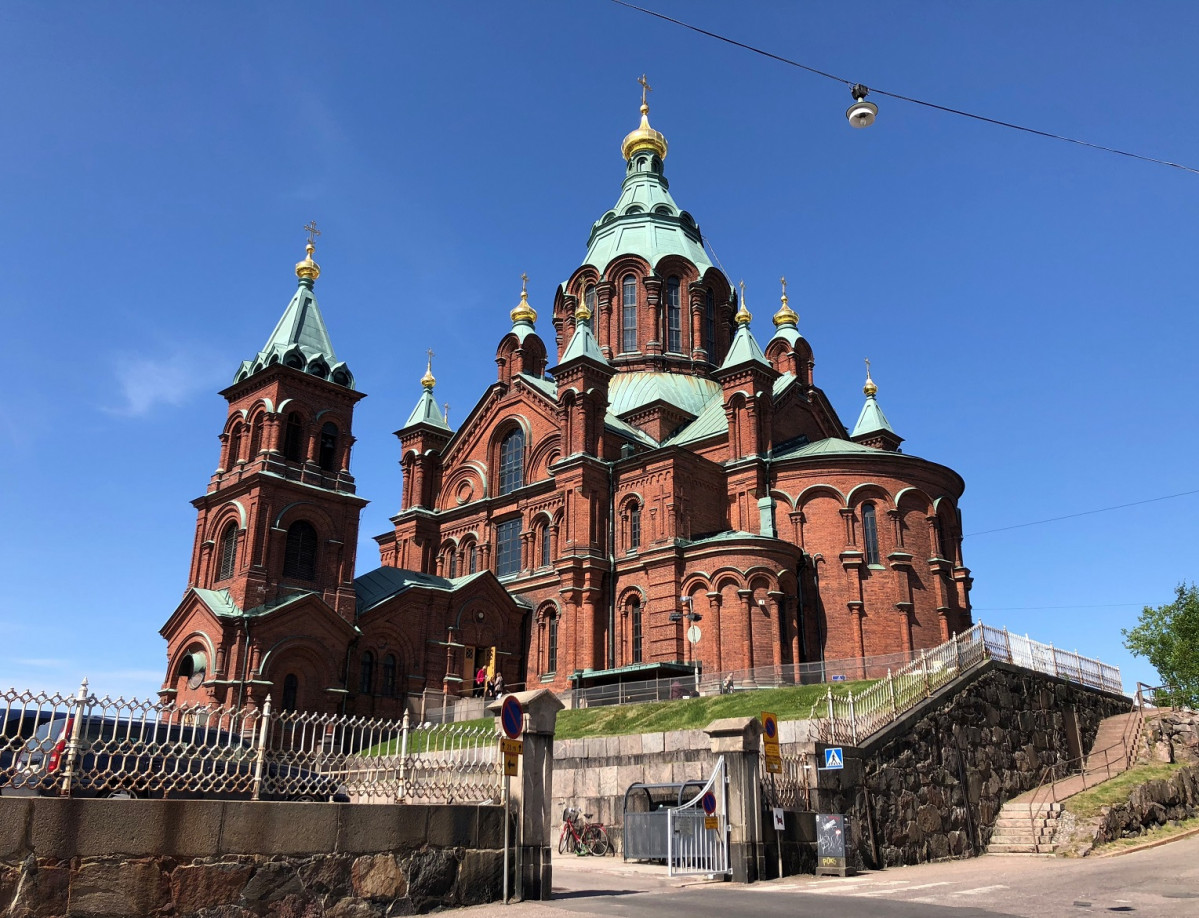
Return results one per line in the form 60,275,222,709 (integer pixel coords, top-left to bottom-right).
187,228,367,623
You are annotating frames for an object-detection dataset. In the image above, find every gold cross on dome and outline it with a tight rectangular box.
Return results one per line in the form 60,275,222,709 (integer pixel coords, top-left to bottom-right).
780,276,787,297
521,272,528,294
427,347,435,365
443,403,451,423
303,220,321,245
638,74,652,105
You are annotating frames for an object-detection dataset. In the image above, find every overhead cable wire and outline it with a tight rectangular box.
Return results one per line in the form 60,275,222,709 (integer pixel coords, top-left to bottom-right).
607,0,1199,176
966,488,1199,537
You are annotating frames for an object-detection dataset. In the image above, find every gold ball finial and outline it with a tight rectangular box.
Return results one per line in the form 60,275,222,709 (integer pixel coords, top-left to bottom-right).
621,74,669,161
773,274,799,327
735,280,752,326
421,349,436,390
863,358,878,397
510,272,537,324
575,295,592,323
296,220,321,281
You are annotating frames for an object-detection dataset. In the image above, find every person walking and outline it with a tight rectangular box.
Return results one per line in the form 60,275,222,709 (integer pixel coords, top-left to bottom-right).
475,666,487,698
493,671,505,696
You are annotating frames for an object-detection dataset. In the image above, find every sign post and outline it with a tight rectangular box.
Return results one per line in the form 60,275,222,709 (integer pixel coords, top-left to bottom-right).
499,696,524,904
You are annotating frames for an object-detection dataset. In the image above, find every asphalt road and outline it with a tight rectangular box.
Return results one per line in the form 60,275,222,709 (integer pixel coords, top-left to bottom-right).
465,836,1199,918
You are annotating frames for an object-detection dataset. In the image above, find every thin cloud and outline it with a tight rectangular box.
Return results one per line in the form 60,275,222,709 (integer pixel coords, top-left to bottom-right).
107,348,223,417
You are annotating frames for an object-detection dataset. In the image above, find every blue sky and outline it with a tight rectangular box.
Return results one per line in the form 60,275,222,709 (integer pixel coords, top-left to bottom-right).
1,1,1195,700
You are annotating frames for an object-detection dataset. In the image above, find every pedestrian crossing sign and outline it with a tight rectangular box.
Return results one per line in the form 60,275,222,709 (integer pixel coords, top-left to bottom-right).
823,747,844,770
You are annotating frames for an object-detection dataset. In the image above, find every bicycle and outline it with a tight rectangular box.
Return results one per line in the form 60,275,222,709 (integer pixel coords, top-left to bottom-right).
558,806,612,856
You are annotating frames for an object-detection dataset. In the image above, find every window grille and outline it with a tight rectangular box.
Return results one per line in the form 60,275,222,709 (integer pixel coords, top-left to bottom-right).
585,284,596,315
630,502,641,550
228,424,243,466
631,600,643,663
547,614,559,674
282,673,298,711
666,276,681,353
382,654,397,696
498,429,524,495
218,522,238,581
541,524,552,568
283,413,304,462
283,520,318,581
622,275,638,352
468,544,477,574
318,422,338,471
862,503,880,566
360,651,374,694
448,549,457,578
495,518,521,577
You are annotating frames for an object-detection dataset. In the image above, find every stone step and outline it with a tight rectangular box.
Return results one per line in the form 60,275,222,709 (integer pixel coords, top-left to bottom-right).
995,815,1058,829
987,845,1055,856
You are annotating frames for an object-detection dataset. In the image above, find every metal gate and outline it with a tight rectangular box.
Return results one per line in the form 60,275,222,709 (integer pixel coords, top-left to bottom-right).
666,755,730,877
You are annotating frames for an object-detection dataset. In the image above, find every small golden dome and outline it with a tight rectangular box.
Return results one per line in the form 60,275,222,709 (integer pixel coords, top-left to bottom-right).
575,298,592,323
735,280,752,326
773,275,799,327
621,75,668,161
295,242,320,281
421,352,436,390
863,358,878,397
510,273,537,324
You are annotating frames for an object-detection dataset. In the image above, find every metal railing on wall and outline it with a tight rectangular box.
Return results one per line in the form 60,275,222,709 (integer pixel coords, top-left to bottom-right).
810,623,1124,746
0,680,502,803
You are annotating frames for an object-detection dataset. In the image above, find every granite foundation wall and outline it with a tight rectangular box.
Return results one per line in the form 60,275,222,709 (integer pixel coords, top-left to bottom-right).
0,798,506,917
1146,710,1199,764
813,662,1130,869
1095,764,1199,844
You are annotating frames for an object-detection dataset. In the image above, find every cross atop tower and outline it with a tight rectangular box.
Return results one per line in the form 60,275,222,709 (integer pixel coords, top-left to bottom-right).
780,276,787,298
303,220,321,245
638,74,652,106
521,272,528,294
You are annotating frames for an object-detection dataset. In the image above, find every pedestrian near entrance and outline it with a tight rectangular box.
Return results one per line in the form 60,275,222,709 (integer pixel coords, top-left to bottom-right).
493,671,505,696
475,666,486,697
670,680,683,699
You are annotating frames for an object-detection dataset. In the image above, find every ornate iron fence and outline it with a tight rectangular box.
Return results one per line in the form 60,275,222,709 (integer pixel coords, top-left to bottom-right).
759,748,811,810
0,681,501,803
810,623,1124,746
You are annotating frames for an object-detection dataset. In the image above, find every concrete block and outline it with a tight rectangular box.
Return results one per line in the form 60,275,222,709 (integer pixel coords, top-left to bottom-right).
620,734,643,756
219,800,338,856
28,799,223,860
477,804,504,848
0,798,31,858
427,805,478,848
597,766,619,798
641,733,665,755
337,803,429,854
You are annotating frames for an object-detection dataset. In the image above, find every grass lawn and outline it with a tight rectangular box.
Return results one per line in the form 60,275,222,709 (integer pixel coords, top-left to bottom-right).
1064,763,1185,819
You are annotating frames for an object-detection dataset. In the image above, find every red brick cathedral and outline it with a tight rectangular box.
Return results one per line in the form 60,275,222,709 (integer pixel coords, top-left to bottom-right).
161,94,972,715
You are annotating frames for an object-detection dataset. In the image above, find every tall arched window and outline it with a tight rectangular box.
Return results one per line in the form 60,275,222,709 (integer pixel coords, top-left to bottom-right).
360,651,374,694
631,599,643,664
621,275,638,352
584,284,596,316
541,524,552,568
666,276,681,353
283,412,304,462
218,522,238,581
862,503,881,566
248,416,264,462
282,674,299,711
283,520,318,580
382,655,397,696
227,424,243,467
318,422,338,471
705,289,716,355
629,501,641,551
547,613,559,674
448,548,457,578
495,518,521,577
498,428,524,495
932,519,946,560
468,543,478,574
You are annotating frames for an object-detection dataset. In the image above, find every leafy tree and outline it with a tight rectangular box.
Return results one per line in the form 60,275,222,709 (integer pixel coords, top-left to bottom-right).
1123,583,1199,708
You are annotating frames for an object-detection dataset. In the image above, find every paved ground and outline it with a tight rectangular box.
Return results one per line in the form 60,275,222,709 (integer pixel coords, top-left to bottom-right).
465,836,1199,918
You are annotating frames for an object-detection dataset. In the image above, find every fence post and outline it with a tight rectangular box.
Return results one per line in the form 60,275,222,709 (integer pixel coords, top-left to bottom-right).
921,649,930,697
1003,627,1012,662
59,677,89,797
888,670,897,716
398,710,410,800
848,691,858,745
251,694,273,802
1049,644,1059,678
953,632,962,670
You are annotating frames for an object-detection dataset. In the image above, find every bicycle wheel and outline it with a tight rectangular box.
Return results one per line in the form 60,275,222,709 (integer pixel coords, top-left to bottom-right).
583,824,610,857
558,825,571,855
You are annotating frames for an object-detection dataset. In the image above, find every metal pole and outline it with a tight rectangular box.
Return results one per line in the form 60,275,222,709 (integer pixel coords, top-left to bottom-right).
398,710,410,800
60,677,89,797
251,695,272,801
888,670,896,716
502,768,510,904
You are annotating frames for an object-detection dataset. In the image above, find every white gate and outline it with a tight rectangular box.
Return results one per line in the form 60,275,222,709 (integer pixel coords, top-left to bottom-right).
666,755,730,877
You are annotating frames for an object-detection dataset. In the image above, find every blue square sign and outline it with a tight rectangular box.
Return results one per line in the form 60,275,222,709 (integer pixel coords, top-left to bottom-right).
823,747,844,770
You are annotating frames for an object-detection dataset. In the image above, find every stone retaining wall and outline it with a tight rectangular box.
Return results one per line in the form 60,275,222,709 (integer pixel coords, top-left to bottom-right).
0,798,505,917
1147,710,1199,764
1095,764,1199,844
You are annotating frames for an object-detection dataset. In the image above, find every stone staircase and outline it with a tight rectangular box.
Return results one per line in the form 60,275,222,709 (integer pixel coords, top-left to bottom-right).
986,710,1145,855
988,801,1064,854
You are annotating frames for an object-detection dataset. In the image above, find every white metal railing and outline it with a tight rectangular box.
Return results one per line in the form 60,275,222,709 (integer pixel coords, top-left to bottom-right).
667,755,730,877
0,680,501,803
759,748,811,811
810,623,1124,746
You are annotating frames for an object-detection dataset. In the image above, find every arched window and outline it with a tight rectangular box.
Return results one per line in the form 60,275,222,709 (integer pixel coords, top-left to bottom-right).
932,519,946,560
448,548,457,578
629,501,641,551
705,289,716,355
631,599,643,664
468,543,478,574
495,518,521,577
584,285,596,316
283,412,304,462
360,651,374,694
318,422,338,472
666,276,681,353
621,275,638,353
228,424,243,467
282,674,299,711
498,428,524,495
541,524,552,568
248,416,264,462
382,655,397,696
862,503,880,566
283,520,318,580
218,522,238,581
547,613,559,674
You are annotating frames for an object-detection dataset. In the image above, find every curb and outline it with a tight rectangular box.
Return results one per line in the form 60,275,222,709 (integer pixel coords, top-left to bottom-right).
1093,822,1199,857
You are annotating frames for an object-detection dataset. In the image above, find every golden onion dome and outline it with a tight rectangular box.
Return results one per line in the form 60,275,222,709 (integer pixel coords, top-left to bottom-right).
773,276,799,327
575,298,593,323
735,280,752,326
621,76,668,161
295,241,320,281
863,359,878,397
421,352,436,390
510,273,537,324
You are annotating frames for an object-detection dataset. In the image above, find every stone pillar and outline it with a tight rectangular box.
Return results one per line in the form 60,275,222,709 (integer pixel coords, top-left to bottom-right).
705,717,765,883
491,689,564,901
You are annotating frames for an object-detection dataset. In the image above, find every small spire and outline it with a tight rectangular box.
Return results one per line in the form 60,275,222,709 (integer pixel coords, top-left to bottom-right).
510,272,537,324
863,358,877,397
773,275,799,327
575,290,593,324
421,348,436,390
735,280,752,325
443,402,450,425
295,220,321,282
621,74,668,161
